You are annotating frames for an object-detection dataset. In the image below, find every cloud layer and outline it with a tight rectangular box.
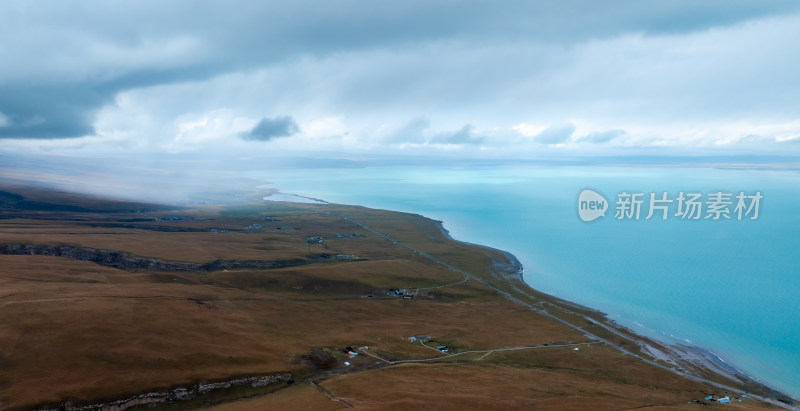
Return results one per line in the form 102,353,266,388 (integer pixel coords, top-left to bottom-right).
1,1,800,156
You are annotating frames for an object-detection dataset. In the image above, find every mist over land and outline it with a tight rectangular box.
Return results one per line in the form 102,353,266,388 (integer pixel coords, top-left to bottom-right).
2,151,799,205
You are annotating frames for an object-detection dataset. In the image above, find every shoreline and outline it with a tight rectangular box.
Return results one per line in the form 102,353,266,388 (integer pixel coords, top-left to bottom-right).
2,182,796,409
432,220,524,283
266,190,797,406
429,216,797,408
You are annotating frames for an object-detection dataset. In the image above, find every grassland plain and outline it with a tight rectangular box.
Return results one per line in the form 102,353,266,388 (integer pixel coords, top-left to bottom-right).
0,185,791,410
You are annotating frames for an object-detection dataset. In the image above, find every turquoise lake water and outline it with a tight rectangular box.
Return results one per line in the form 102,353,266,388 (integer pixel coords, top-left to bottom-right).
258,165,800,397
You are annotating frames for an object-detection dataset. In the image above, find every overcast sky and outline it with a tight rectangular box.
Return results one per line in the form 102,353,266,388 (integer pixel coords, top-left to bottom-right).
2,1,800,158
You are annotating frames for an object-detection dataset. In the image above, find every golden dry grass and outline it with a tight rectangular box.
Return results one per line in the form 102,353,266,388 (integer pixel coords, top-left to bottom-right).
0,187,779,410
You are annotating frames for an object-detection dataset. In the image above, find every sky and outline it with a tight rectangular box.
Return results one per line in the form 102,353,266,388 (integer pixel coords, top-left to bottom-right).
2,1,800,159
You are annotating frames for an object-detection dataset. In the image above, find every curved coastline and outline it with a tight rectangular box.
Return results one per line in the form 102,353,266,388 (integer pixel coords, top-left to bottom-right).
430,216,797,408
433,220,524,283
2,183,795,409
268,192,796,407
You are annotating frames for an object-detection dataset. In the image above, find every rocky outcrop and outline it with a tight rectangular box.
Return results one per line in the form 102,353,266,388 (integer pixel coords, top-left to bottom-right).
37,373,292,411
0,244,326,272
432,220,524,282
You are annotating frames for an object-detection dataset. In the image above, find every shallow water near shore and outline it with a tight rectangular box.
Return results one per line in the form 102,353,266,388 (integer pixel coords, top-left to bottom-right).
259,164,800,398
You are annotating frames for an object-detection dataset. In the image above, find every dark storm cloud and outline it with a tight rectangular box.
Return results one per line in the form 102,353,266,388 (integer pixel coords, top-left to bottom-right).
242,116,299,141
0,84,104,139
1,0,798,139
